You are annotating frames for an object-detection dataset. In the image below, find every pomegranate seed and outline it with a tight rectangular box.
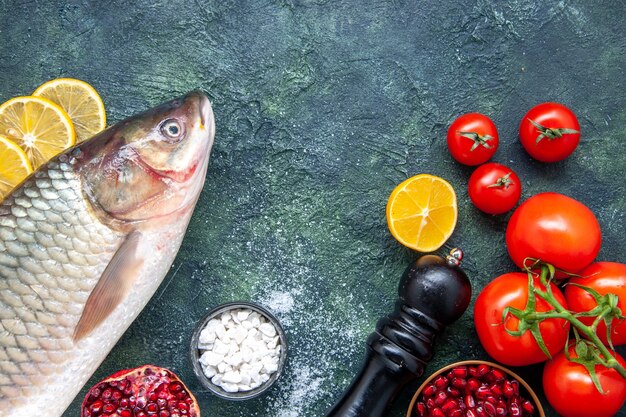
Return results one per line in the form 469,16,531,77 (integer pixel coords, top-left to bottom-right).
90,388,102,401
447,386,461,397
466,410,478,417
495,406,507,417
469,366,479,377
476,365,490,377
452,377,467,389
490,369,505,382
521,400,535,415
434,376,449,390
159,411,170,417
147,402,158,412
119,410,131,417
136,398,147,409
510,381,519,396
464,394,476,409
483,401,497,417
502,381,514,398
475,406,488,417
508,399,521,417
450,410,463,417
467,378,481,392
435,391,448,406
169,382,183,393
157,398,167,408
149,392,158,402
442,399,458,413
137,412,147,417
475,386,491,400
431,407,445,417
489,384,502,396
451,366,468,378
415,401,427,417
103,404,115,413
423,384,437,397
90,400,104,413
178,402,189,411
102,388,112,399
120,398,129,408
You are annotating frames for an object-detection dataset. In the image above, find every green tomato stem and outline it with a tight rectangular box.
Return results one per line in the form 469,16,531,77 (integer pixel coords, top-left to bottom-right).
532,265,626,380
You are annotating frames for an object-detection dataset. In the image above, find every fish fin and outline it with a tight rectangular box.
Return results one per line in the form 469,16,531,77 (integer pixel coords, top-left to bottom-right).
73,231,144,341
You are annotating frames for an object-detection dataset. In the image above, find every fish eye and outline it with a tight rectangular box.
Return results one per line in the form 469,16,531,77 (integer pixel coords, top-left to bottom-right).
160,119,185,142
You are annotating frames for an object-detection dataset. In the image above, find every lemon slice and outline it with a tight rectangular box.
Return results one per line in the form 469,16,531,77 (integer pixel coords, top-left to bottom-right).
386,174,458,252
0,135,33,201
0,96,76,170
33,78,106,143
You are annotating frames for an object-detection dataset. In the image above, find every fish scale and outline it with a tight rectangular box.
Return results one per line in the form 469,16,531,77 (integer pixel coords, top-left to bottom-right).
0,155,123,410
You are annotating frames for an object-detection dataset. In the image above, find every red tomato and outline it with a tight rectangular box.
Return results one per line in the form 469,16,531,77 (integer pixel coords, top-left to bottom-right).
519,102,580,162
474,272,570,366
447,113,498,166
468,163,521,215
506,192,602,273
566,262,626,346
543,344,626,417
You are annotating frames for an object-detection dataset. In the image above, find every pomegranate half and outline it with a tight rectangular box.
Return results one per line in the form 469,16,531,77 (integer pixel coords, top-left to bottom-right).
81,365,200,417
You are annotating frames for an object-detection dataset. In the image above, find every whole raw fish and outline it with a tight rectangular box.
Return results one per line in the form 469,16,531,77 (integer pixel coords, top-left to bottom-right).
0,91,215,416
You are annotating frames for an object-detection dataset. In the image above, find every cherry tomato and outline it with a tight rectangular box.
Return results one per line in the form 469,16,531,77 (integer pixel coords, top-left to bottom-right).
474,272,570,366
506,192,601,273
447,113,498,166
566,262,626,347
468,163,521,215
519,102,580,162
543,344,626,417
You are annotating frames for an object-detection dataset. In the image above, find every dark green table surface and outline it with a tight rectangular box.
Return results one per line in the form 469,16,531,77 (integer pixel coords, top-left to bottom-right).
1,1,625,416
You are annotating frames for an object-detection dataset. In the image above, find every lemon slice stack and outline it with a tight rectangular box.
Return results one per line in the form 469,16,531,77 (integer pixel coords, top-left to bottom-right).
0,78,106,201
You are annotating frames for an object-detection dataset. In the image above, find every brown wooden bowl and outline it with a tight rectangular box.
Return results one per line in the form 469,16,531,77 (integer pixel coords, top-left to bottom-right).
406,360,545,417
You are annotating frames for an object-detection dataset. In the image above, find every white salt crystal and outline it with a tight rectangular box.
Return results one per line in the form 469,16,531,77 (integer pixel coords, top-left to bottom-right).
233,326,247,344
240,372,251,385
221,382,239,393
202,365,217,378
214,323,226,340
221,311,231,325
222,371,242,384
267,336,279,349
202,351,224,367
225,352,243,367
211,374,223,385
217,362,233,376
237,310,250,321
259,322,276,337
213,339,229,356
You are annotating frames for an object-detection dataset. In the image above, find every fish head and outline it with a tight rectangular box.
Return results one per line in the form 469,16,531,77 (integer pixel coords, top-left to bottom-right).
78,90,215,225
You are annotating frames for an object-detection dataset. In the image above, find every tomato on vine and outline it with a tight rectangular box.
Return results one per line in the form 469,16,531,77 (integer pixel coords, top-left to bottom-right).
468,163,521,214
447,113,498,166
519,102,580,162
566,262,626,347
473,272,570,366
543,344,626,417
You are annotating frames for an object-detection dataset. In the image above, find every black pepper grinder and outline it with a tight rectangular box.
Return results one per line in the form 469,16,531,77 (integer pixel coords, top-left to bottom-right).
325,249,472,417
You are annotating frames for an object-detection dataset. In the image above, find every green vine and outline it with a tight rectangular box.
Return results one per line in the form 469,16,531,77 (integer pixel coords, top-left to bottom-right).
503,259,626,393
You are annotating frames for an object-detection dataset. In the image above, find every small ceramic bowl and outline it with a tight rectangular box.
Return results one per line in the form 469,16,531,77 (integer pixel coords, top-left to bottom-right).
406,360,545,417
190,301,288,400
